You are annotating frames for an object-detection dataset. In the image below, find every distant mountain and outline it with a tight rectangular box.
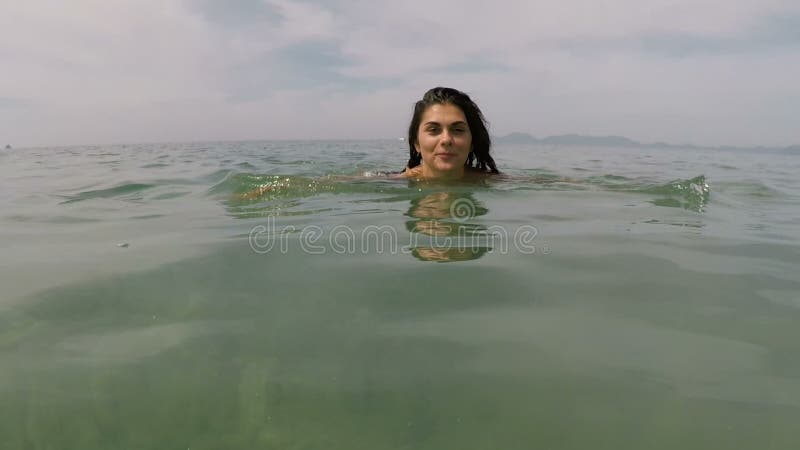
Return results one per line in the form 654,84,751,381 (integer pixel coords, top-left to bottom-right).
495,132,538,144
493,133,798,152
781,145,800,154
539,134,639,147
494,133,640,146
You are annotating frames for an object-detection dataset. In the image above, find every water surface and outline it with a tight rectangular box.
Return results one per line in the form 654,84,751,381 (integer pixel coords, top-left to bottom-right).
1,141,799,449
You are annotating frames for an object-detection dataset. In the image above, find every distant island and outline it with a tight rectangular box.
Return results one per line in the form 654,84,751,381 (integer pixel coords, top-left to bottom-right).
493,132,800,153
4,144,10,150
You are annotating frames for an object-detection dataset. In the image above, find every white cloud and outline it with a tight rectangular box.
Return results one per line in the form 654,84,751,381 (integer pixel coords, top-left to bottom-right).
0,0,798,147
267,0,337,42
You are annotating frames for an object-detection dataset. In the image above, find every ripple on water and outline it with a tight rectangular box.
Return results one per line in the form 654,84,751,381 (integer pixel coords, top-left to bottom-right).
59,183,156,204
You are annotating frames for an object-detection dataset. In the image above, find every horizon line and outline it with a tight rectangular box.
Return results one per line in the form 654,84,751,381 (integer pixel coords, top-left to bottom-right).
5,133,798,152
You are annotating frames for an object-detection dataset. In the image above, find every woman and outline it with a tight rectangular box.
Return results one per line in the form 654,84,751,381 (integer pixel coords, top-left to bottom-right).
239,87,498,200
400,87,499,180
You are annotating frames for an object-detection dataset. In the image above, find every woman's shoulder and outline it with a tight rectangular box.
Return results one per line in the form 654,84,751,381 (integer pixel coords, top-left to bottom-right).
464,166,502,178
395,166,421,178
395,166,502,179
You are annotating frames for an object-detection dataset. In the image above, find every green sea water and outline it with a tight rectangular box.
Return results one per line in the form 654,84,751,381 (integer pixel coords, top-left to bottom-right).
1,141,799,449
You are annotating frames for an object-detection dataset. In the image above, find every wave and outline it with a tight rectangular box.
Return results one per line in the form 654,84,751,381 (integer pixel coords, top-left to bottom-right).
506,173,710,212
213,170,712,214
210,172,409,198
59,183,155,204
605,175,710,212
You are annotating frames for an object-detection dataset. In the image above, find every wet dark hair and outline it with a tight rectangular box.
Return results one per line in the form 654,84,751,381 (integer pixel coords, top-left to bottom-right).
406,87,498,173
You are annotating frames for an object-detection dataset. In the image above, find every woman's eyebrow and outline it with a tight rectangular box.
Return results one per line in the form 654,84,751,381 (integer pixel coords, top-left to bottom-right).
423,120,467,126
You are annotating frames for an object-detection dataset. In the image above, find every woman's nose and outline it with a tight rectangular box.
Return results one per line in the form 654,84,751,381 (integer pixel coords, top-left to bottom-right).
440,130,453,145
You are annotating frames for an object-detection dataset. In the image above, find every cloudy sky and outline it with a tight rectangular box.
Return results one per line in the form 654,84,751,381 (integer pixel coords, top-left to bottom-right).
1,0,799,147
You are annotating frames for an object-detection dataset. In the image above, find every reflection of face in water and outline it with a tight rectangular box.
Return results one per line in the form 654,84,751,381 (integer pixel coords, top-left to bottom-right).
411,246,489,263
405,191,491,262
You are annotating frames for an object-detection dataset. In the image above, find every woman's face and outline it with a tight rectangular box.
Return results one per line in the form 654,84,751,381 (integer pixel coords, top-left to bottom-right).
415,103,472,178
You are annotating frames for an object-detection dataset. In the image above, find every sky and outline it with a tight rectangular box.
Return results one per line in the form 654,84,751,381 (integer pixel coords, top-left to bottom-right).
1,0,799,148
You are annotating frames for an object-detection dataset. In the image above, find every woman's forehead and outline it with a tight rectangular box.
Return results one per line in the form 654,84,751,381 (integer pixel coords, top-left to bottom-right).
421,103,467,124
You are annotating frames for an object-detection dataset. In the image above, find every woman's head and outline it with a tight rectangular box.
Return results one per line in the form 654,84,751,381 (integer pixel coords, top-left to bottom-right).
407,87,498,176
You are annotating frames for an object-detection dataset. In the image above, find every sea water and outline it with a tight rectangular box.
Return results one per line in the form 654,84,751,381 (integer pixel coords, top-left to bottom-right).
1,140,799,449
